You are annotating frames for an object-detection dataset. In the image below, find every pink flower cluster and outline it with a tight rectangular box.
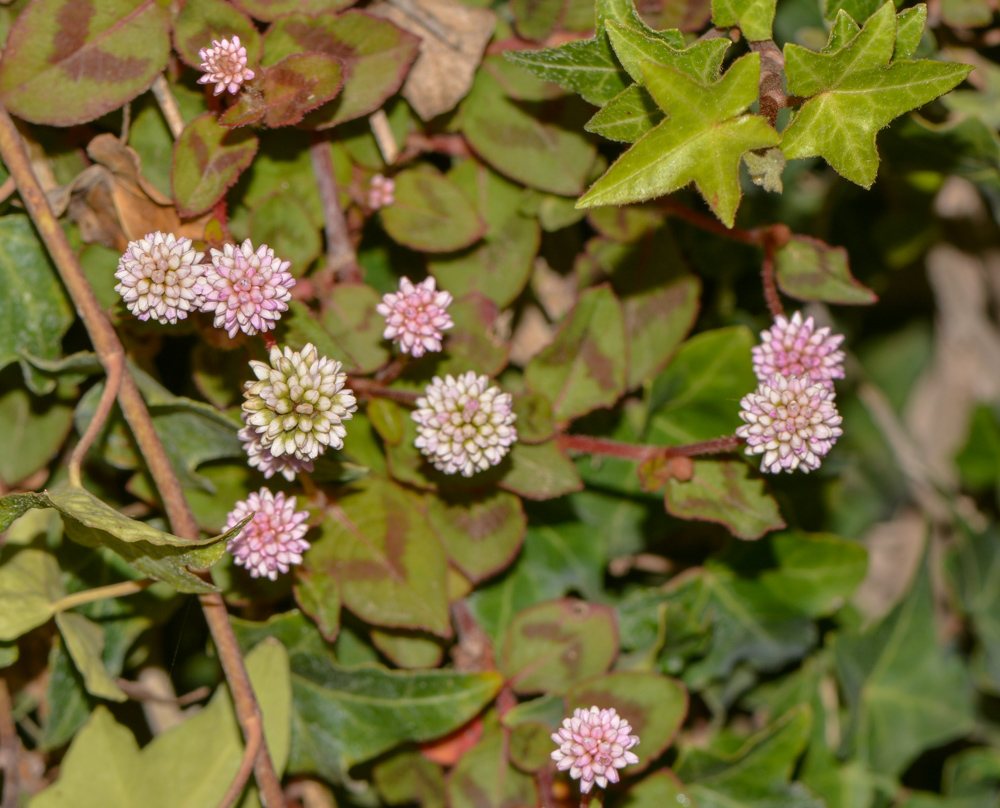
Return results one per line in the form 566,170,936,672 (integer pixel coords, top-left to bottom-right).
376,277,454,358
551,706,640,794
198,35,255,95
368,174,395,209
113,233,295,339
224,488,310,580
738,312,846,473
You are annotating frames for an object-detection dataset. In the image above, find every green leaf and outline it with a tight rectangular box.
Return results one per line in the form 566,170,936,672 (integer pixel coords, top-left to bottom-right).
461,56,598,196
585,84,663,143
0,373,74,485
55,612,127,702
577,55,780,227
894,4,926,61
172,113,259,217
676,706,819,808
448,720,538,808
0,0,169,126
775,235,878,305
781,2,973,188
624,274,701,388
426,490,526,583
823,0,878,24
429,161,540,308
605,20,730,83
646,325,757,445
294,567,341,643
941,0,993,27
370,628,445,669
0,548,64,641
512,0,565,41
666,459,785,540
710,0,775,41
319,284,392,374
525,285,627,421
501,598,618,694
173,0,261,69
834,556,975,775
381,166,487,252
289,656,503,782
566,672,688,770
825,10,861,51
618,771,701,808
374,751,446,808
743,147,786,192
249,191,322,275
306,478,451,636
222,53,345,129
671,565,816,688
499,440,585,500
0,214,74,395
234,0,355,21
263,11,420,128
437,293,509,379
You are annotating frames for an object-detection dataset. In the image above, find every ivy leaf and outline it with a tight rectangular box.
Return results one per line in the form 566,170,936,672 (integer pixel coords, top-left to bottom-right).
605,21,730,84
781,1,973,188
894,4,927,61
585,85,663,143
710,0,776,42
0,0,170,126
577,55,780,227
834,555,975,775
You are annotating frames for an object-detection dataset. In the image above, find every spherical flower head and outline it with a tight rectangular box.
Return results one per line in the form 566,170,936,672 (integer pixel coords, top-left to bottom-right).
375,276,454,358
368,174,395,209
736,374,843,474
198,35,255,95
225,488,310,581
412,372,517,477
752,311,846,386
199,239,295,338
239,414,314,481
114,232,206,324
243,343,357,462
551,706,640,794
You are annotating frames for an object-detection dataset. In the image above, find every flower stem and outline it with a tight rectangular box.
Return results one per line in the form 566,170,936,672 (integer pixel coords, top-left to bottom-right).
349,376,421,405
309,131,361,283
555,433,744,460
0,103,286,808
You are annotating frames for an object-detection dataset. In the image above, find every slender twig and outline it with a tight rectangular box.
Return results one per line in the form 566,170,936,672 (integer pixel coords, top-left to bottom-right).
0,677,19,808
308,132,360,283
660,197,761,244
349,376,420,405
69,352,124,487
749,40,786,127
217,714,263,808
369,110,399,165
151,75,185,139
374,354,409,384
760,224,790,318
116,679,211,706
0,103,286,808
52,578,154,613
556,433,744,460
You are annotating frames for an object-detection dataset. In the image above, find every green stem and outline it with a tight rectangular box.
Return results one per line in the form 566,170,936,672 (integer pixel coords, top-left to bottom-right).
52,579,154,613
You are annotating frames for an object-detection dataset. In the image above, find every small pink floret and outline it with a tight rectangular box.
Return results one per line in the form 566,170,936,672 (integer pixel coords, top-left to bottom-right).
752,311,846,386
376,276,454,358
224,488,310,581
198,35,255,96
368,174,395,209
550,706,640,794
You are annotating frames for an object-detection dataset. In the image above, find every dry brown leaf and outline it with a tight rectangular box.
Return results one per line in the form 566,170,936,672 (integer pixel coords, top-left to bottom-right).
369,0,495,120
852,510,926,624
57,134,210,252
508,304,553,366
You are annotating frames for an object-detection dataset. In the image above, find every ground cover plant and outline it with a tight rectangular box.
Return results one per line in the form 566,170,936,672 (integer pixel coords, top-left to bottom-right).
1,0,1000,806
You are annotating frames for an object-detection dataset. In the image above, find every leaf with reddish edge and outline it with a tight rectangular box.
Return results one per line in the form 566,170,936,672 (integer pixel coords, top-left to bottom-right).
0,0,169,126
512,393,556,445
320,283,391,374
172,113,258,217
525,285,627,422
234,0,355,22
624,274,701,389
381,166,487,252
617,770,701,808
173,0,261,69
665,459,785,540
566,672,688,773
448,721,538,808
305,478,452,637
262,11,420,128
499,441,584,501
425,490,526,583
500,598,618,695
220,53,345,129
294,567,341,642
437,293,509,379
775,235,878,305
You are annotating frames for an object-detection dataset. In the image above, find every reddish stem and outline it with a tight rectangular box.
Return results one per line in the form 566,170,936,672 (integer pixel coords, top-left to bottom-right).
348,376,420,405
556,433,744,459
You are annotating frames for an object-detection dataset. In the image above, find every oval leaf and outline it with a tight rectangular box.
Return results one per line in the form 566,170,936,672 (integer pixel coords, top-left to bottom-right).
775,235,878,305
173,0,261,69
0,0,170,126
381,167,487,252
234,0,355,22
172,113,259,217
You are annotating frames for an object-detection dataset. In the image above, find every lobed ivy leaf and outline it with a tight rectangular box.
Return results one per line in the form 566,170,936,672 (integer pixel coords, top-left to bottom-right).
173,0,262,69
381,166,487,252
586,84,664,143
894,4,927,61
710,0,776,42
525,285,627,421
0,0,170,126
172,113,259,217
781,2,973,188
605,20,730,84
825,9,861,52
775,235,877,305
263,11,420,129
501,598,618,694
577,55,780,227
